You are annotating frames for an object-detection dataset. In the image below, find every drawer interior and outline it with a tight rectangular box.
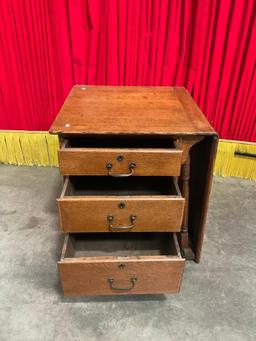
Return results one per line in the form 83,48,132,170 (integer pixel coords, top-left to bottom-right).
62,176,182,197
63,136,177,149
62,232,182,259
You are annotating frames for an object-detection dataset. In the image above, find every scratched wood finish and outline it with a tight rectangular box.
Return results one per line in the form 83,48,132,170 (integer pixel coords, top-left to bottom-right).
49,86,215,135
58,147,183,176
58,234,185,295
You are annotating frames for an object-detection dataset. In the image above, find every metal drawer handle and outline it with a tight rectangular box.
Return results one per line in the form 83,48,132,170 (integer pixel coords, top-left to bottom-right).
106,162,136,177
107,214,136,231
108,277,137,291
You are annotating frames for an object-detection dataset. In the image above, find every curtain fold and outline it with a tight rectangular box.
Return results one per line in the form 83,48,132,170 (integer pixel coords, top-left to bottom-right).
0,0,255,141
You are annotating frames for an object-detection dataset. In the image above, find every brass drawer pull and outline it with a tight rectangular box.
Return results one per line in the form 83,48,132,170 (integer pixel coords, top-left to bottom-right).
106,162,136,177
107,214,136,231
108,277,137,291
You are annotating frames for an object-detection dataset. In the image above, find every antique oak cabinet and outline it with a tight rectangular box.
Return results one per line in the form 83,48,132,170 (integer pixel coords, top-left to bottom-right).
49,86,218,296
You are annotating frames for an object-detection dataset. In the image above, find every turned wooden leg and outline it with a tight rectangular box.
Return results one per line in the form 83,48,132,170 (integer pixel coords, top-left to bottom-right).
180,155,195,260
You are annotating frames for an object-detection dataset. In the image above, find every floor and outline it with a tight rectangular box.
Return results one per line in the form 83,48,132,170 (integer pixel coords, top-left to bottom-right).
0,165,255,341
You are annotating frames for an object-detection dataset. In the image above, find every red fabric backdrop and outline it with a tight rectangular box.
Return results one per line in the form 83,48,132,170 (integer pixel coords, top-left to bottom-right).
0,0,255,141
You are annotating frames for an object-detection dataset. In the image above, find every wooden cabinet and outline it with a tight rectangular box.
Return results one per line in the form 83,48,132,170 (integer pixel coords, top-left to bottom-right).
50,86,217,296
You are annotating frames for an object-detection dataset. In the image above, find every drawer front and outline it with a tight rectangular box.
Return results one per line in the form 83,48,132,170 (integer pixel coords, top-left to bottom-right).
58,148,182,176
59,258,184,296
57,197,185,233
58,234,185,296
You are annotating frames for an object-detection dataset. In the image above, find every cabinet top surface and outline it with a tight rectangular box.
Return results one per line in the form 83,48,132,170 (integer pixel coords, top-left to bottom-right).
49,86,216,135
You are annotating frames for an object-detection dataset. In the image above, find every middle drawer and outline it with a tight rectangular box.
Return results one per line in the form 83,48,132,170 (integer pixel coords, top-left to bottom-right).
57,176,185,233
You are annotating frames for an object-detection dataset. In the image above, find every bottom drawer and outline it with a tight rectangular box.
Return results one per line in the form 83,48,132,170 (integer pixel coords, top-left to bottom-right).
58,232,185,296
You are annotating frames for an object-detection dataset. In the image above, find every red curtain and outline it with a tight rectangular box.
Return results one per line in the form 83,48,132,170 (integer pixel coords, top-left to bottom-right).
0,0,255,141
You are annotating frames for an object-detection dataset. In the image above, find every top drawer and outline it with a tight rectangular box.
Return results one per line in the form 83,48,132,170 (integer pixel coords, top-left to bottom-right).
58,136,182,176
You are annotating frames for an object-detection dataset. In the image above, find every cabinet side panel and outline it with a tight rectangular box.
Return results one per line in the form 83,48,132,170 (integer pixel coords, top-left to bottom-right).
189,135,218,262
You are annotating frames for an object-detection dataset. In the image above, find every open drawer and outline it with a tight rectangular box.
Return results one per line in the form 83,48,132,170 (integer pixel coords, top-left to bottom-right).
57,176,185,233
58,136,182,176
58,232,185,295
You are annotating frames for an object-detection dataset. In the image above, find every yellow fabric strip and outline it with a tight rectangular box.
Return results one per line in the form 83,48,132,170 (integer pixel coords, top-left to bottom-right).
0,131,58,167
214,140,256,180
0,131,255,179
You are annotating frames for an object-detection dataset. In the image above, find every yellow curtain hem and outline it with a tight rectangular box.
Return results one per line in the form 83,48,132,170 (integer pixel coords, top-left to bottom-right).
0,131,255,180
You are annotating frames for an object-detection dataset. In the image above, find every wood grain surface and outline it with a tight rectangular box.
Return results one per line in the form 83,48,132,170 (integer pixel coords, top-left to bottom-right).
58,234,185,295
58,196,185,233
58,147,182,176
49,86,215,135
57,176,184,232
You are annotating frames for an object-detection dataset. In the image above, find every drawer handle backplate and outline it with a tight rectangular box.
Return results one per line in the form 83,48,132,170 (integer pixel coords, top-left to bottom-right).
106,162,136,177
107,214,136,231
108,277,137,291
